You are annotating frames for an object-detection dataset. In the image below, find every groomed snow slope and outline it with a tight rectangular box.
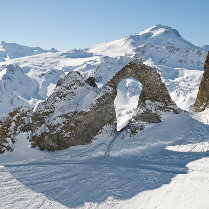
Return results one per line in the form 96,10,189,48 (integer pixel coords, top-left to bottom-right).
1,112,209,209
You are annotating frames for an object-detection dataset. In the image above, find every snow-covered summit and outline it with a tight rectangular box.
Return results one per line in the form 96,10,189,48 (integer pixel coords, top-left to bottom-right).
0,41,58,62
136,24,197,50
138,24,180,36
89,24,199,57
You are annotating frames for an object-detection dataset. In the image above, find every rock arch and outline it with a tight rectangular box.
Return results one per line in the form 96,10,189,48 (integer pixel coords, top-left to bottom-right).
30,61,179,151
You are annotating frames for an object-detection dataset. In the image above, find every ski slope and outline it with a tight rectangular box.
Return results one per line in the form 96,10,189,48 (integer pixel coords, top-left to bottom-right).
1,112,209,209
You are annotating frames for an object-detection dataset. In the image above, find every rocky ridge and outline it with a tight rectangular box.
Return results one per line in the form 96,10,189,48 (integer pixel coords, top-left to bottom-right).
30,61,180,151
0,60,180,152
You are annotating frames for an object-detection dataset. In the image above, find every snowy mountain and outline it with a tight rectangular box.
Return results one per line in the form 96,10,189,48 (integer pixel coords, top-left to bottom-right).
0,41,58,62
89,24,199,57
1,25,209,209
0,24,206,118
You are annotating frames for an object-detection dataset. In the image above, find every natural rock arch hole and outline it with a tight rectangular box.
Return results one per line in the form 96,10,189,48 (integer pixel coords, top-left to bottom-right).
114,77,142,131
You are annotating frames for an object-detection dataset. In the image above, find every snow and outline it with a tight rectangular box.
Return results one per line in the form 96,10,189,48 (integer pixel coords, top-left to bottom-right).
0,41,57,62
89,38,135,57
46,83,56,97
0,166,68,209
114,78,142,131
89,24,198,58
1,113,209,208
2,132,47,161
60,49,93,58
192,108,209,125
167,68,203,110
0,68,7,79
0,53,99,117
115,157,209,209
35,71,98,121
0,53,132,117
166,142,209,152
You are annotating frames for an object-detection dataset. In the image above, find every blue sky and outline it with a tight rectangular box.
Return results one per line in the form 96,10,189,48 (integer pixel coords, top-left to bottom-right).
0,0,208,50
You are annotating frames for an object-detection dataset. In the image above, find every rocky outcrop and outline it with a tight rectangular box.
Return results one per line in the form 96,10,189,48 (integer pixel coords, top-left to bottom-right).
29,71,99,150
194,52,209,111
0,107,31,153
28,60,179,151
0,60,180,152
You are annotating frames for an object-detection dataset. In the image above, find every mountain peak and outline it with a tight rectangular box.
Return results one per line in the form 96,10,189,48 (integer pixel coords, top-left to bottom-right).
138,24,181,37
90,24,198,57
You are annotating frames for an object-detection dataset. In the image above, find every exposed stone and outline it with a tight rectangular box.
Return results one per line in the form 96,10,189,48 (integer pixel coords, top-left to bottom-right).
86,77,97,87
133,112,161,123
194,52,209,111
29,61,180,151
0,60,181,152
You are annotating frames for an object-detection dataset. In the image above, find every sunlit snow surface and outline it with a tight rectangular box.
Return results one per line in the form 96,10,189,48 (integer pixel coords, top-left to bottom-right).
114,78,142,131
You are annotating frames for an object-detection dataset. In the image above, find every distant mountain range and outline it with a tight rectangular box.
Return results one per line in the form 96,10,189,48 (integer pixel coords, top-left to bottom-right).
0,40,58,62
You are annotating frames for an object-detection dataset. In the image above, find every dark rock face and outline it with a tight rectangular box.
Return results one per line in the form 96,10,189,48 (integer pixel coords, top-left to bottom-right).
86,77,97,87
194,52,209,112
0,60,180,152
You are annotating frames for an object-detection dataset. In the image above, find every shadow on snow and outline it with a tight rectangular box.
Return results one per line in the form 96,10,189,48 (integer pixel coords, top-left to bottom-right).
4,113,209,208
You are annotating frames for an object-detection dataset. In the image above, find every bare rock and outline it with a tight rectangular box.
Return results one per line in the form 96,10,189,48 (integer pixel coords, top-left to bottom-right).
194,52,209,111
29,61,180,151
